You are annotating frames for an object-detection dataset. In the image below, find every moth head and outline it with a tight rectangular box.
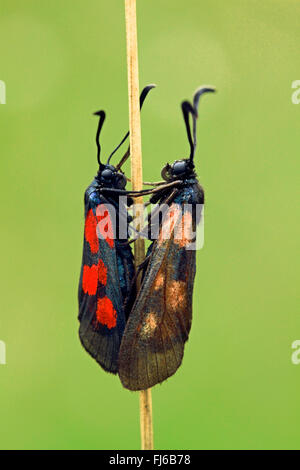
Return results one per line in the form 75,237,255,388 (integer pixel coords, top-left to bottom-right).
161,159,195,181
92,110,128,189
98,164,127,189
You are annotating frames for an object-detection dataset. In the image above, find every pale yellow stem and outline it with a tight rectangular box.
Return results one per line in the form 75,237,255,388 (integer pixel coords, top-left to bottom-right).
124,0,154,451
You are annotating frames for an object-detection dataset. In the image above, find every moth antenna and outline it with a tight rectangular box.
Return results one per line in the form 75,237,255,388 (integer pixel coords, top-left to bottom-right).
181,101,196,161
94,110,106,167
113,84,157,168
192,86,216,159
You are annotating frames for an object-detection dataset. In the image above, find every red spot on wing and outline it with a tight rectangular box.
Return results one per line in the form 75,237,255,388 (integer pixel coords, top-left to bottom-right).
85,209,99,253
96,296,117,329
98,259,107,285
82,259,107,295
82,264,98,295
95,205,114,248
84,205,115,252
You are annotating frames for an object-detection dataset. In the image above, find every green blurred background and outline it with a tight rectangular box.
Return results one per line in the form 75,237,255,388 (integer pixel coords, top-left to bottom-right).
0,0,299,450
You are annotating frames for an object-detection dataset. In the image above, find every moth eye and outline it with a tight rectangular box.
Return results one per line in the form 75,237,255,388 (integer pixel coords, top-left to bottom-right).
115,173,127,189
101,169,113,179
172,161,187,175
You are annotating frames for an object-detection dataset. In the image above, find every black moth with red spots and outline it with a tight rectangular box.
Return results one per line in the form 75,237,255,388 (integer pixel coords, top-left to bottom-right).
78,85,155,373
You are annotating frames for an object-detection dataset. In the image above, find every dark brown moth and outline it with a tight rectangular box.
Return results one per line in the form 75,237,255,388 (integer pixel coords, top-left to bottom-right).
118,86,215,390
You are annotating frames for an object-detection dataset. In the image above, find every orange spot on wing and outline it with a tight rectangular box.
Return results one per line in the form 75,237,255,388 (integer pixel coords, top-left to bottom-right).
175,211,194,247
146,312,158,330
96,296,117,329
85,209,99,253
153,271,164,290
141,312,158,339
167,280,187,311
159,204,182,244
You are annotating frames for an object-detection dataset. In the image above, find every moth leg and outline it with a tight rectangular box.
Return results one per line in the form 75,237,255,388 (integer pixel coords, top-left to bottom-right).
126,177,167,187
143,181,167,186
99,180,182,198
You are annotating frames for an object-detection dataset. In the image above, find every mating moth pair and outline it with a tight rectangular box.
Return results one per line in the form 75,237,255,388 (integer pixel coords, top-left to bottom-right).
78,85,215,391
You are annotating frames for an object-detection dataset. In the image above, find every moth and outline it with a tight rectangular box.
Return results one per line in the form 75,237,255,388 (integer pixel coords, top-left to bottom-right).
118,86,215,390
78,85,155,373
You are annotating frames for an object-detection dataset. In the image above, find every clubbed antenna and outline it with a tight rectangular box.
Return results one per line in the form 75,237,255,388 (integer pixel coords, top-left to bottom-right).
94,110,106,167
113,84,157,168
181,86,215,162
192,86,215,158
181,101,196,161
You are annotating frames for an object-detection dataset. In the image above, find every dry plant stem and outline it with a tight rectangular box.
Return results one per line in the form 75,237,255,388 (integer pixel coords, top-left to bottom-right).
139,389,153,450
124,0,154,451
